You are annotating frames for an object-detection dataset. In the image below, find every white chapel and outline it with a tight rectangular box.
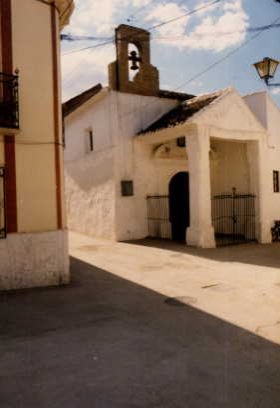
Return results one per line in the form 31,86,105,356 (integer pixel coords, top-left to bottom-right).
63,24,280,248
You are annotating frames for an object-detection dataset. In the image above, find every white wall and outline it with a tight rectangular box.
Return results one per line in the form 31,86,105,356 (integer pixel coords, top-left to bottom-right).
65,87,280,245
244,92,280,232
65,147,116,239
210,140,250,196
64,90,178,240
0,230,69,290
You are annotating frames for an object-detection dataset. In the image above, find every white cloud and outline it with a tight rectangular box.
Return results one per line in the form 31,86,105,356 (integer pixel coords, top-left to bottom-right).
146,0,249,52
146,3,190,37
62,44,115,100
68,0,116,35
270,88,280,95
61,0,250,99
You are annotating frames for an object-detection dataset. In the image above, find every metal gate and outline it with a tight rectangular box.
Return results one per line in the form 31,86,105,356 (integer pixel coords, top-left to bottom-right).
212,188,256,246
147,195,169,237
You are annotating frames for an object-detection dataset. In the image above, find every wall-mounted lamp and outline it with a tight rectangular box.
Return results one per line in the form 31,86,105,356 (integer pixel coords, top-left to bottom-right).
253,57,280,87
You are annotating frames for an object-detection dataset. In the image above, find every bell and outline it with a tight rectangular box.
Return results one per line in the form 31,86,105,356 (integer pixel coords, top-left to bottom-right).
131,61,139,71
129,50,140,71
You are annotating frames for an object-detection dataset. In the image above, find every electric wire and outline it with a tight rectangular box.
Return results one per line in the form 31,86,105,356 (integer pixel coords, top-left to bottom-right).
126,0,157,23
147,0,221,31
62,0,222,56
119,14,280,120
62,17,280,90
62,3,280,104
174,14,280,92
61,22,280,44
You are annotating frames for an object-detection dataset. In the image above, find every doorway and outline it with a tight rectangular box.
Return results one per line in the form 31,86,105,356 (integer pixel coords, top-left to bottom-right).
169,172,190,241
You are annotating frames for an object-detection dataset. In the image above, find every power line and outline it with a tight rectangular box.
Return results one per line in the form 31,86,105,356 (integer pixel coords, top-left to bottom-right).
146,0,221,31
61,22,280,44
126,0,158,23
119,14,280,120
62,39,114,56
62,0,222,57
174,14,280,92
61,34,112,41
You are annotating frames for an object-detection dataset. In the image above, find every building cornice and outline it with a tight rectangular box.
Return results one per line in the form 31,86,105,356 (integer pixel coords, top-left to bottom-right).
49,0,75,29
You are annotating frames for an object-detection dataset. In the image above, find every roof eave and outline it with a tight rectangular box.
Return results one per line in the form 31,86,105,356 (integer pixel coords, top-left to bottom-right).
54,0,75,30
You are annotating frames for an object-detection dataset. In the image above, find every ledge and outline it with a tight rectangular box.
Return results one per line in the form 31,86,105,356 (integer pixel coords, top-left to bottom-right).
0,127,20,136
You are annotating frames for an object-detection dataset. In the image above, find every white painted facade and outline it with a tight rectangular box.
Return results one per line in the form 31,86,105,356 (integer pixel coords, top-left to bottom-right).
64,86,280,248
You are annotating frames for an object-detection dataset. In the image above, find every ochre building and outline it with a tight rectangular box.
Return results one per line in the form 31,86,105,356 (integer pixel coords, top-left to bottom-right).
0,0,74,290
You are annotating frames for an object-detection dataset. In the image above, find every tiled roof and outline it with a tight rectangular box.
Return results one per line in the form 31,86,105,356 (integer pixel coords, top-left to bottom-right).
63,84,103,117
63,84,194,118
158,89,194,101
139,90,225,135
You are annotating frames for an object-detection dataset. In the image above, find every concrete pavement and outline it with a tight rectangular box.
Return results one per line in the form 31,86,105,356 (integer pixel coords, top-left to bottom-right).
0,232,280,407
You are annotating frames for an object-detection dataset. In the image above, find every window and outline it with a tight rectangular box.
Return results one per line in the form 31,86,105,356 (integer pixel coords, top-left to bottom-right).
89,130,94,151
0,167,6,238
121,180,134,196
85,129,94,153
176,137,186,148
273,170,279,193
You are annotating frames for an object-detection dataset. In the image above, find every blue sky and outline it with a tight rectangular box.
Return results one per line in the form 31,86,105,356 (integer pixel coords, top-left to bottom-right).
61,0,280,107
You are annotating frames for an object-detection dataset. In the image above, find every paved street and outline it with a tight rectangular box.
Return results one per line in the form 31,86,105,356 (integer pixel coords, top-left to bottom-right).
1,232,280,407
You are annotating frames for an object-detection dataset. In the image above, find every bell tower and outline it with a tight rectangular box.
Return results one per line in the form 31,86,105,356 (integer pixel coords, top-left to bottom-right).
108,24,160,97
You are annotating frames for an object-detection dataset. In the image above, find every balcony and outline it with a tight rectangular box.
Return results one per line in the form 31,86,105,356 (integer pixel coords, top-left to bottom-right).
0,72,19,132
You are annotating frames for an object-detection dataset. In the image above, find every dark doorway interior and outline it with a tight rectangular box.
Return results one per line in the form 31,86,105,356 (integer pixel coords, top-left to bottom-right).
169,172,190,241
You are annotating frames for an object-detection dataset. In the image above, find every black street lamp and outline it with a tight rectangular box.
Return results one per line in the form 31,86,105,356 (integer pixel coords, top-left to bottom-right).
253,57,280,87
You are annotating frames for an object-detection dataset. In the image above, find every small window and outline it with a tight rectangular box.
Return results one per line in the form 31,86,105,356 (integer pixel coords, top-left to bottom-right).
88,130,94,151
0,167,6,239
85,129,94,153
273,170,279,193
121,180,134,197
176,137,186,148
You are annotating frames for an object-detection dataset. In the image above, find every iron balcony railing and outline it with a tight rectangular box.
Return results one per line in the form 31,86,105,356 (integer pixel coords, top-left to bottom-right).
0,72,19,130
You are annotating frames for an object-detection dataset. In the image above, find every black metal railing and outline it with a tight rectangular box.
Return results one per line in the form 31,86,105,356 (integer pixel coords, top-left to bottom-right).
212,188,256,246
0,167,6,239
0,72,19,129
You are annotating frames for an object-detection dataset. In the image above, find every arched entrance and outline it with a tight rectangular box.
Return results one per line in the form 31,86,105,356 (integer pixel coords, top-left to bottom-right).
169,172,190,241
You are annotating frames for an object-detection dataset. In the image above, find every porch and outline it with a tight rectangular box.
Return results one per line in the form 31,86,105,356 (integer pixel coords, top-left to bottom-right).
136,88,269,248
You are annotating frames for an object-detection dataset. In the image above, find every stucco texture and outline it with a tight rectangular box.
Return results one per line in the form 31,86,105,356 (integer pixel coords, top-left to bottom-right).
12,0,62,232
64,87,280,247
65,148,116,239
0,230,69,290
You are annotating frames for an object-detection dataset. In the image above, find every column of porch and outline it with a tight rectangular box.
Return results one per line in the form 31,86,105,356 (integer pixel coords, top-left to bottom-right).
186,126,216,248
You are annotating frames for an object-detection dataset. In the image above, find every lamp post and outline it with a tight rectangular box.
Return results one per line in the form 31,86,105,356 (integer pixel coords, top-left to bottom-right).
253,57,280,87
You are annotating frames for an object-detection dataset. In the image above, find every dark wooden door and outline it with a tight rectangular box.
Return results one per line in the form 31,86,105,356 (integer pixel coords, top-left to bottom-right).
169,172,190,241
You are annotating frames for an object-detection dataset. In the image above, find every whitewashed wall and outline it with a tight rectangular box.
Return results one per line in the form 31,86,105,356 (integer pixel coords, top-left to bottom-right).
115,140,188,241
244,92,280,231
64,87,280,245
64,90,178,240
210,140,250,196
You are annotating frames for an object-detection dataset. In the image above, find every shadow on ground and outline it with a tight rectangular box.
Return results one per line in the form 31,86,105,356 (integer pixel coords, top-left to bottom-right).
0,256,280,408
125,238,280,269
